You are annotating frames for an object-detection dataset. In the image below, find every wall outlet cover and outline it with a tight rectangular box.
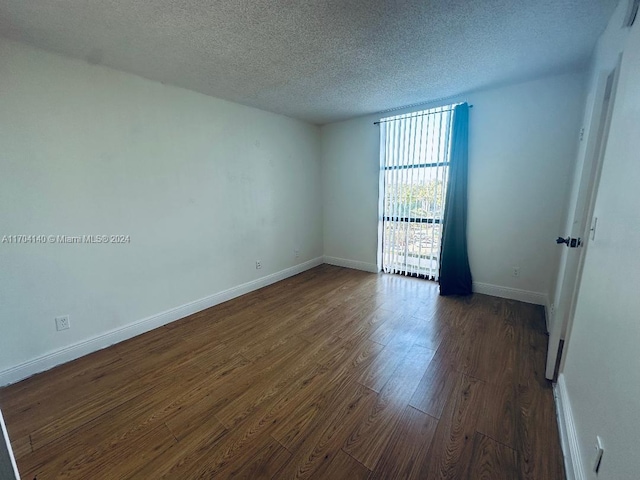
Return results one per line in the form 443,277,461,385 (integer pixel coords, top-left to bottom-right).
55,315,70,331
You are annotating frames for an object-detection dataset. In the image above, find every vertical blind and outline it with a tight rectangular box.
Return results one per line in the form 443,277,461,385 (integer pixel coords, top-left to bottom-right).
379,105,456,280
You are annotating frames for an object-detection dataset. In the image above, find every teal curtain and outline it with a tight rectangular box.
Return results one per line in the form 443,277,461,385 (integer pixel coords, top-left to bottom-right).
439,103,472,296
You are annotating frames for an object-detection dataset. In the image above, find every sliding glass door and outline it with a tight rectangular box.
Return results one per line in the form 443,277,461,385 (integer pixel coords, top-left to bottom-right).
379,106,455,280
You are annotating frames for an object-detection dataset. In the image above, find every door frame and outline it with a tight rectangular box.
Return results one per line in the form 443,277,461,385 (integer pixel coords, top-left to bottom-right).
545,58,622,380
0,409,20,480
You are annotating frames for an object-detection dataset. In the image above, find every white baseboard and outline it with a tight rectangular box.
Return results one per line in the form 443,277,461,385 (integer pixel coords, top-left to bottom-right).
554,374,585,480
323,256,379,274
472,281,548,306
0,257,324,387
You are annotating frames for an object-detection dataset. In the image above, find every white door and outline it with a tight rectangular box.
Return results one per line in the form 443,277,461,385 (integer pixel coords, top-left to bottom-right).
545,61,621,380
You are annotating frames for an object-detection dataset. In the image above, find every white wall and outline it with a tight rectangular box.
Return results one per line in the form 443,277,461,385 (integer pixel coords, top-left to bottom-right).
322,72,586,304
0,40,323,380
550,0,631,339
321,118,380,272
559,2,640,478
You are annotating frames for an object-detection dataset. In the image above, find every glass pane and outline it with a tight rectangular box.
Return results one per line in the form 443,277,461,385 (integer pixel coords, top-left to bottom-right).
383,221,442,277
383,109,452,168
384,166,448,220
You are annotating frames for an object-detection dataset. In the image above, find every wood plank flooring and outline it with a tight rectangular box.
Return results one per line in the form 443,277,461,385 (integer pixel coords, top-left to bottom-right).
0,265,565,479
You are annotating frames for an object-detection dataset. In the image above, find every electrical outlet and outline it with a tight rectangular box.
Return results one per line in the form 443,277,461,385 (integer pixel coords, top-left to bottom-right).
255,260,262,270
55,315,70,331
294,249,300,258
512,267,520,277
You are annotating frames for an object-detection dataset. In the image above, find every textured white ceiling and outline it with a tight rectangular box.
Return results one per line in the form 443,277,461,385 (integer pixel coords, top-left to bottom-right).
0,0,619,124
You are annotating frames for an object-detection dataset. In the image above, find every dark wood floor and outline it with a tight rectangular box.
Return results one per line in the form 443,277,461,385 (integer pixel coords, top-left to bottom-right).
0,265,565,479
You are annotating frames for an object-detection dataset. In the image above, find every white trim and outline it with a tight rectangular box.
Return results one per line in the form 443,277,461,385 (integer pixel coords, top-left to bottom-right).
0,257,323,387
0,410,20,480
554,374,585,480
472,281,548,306
323,256,379,274
545,300,553,333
